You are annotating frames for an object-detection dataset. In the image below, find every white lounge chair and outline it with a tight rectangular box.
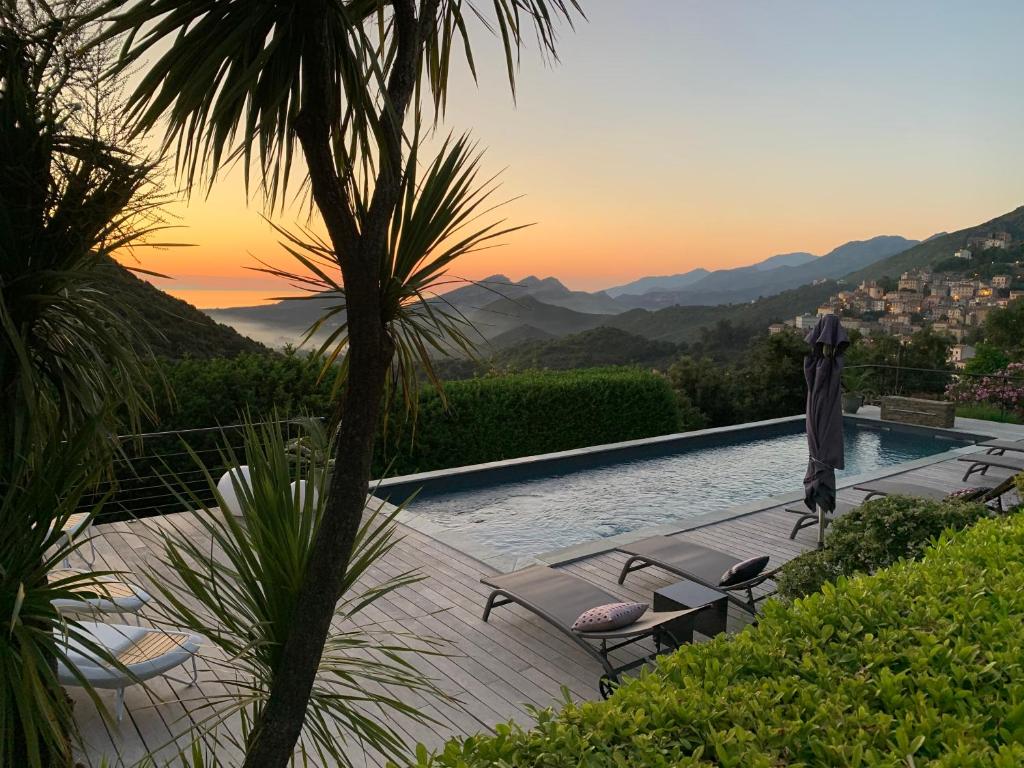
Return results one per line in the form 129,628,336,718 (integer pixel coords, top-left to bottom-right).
52,512,95,568
50,569,151,616
58,621,201,721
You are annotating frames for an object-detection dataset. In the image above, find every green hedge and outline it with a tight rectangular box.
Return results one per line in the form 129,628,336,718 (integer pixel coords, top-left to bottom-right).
776,495,990,600
149,353,337,431
412,513,1024,767
376,369,681,476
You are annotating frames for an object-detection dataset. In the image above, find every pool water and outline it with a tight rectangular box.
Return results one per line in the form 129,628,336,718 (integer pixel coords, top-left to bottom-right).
401,424,970,558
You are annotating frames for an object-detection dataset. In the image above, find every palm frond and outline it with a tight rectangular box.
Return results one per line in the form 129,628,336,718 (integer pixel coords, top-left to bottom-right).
143,417,451,766
257,131,527,428
0,423,130,768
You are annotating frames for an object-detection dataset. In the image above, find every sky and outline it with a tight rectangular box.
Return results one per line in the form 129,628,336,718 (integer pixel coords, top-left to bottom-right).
128,0,1024,308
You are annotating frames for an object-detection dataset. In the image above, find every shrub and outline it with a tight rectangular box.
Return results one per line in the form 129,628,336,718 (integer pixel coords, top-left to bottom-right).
149,352,338,431
777,495,989,600
411,514,1024,767
945,362,1024,419
375,369,681,476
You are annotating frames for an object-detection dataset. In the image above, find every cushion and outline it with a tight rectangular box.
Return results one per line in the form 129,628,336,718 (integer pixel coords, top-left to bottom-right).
571,602,647,633
719,555,770,587
947,487,980,500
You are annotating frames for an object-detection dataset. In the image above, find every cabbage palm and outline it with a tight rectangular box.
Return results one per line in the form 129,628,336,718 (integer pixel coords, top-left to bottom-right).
107,2,582,765
147,418,448,766
0,0,166,469
0,422,126,768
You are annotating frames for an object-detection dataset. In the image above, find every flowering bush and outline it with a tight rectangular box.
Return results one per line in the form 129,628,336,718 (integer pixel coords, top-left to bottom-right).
945,362,1024,416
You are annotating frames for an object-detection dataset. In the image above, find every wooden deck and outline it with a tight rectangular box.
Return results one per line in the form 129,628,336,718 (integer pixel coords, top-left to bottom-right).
73,419,1023,766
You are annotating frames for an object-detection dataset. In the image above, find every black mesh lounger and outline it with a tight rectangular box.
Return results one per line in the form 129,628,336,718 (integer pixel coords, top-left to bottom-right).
785,500,857,540
481,565,696,698
855,475,1017,512
980,439,1024,455
615,537,776,616
853,479,956,502
958,452,1024,482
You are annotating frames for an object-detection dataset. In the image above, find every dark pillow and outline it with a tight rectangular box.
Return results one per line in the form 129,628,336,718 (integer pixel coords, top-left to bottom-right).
719,555,769,587
571,602,647,633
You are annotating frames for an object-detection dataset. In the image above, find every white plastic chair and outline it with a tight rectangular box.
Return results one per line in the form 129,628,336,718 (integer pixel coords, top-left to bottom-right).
57,621,201,721
50,569,151,617
215,465,252,516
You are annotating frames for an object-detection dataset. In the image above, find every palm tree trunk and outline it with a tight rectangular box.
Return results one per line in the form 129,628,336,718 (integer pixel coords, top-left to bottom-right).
240,3,424,765
241,277,393,766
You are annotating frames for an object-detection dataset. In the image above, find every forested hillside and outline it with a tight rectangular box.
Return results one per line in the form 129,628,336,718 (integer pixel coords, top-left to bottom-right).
847,205,1024,282
106,261,266,359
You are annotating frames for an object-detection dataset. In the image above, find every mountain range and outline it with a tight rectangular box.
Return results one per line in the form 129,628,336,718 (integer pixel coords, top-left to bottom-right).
611,236,918,309
194,204,1022,356
207,235,916,346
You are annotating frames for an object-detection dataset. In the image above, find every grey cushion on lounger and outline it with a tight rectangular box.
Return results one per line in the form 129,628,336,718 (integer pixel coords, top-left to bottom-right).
719,555,769,587
572,602,647,632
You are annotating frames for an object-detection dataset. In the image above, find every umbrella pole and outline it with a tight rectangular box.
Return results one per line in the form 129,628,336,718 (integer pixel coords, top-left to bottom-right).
817,504,826,549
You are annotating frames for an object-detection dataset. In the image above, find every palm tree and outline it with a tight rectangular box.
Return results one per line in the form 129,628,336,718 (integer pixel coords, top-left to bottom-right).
0,0,166,468
1,4,169,764
107,1,582,764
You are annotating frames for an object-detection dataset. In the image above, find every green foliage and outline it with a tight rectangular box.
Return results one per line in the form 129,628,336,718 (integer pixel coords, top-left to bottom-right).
146,419,447,765
150,353,337,431
485,327,682,373
104,262,266,359
956,403,1024,424
964,342,1012,375
412,513,1024,767
0,6,165,459
844,327,953,397
666,331,811,429
377,369,681,476
777,495,988,600
665,356,737,426
0,426,121,768
983,300,1024,362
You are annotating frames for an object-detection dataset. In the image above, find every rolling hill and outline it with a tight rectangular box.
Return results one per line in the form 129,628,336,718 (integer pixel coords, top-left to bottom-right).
107,262,266,358
604,280,841,345
846,205,1024,283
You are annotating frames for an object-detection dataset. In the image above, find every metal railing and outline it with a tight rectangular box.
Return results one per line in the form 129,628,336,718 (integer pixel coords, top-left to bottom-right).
81,419,315,523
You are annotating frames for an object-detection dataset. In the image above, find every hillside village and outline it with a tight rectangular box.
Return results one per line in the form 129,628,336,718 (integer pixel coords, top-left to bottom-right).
771,231,1024,367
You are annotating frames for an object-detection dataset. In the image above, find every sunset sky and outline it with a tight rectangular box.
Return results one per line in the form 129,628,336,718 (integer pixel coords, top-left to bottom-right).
131,0,1024,308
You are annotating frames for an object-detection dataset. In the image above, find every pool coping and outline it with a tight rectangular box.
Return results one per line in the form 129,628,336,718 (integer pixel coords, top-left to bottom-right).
375,409,1002,574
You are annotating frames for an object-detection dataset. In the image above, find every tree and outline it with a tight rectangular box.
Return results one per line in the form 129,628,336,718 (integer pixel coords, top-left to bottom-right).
666,355,736,427
0,0,165,469
964,342,1011,376
983,300,1024,361
106,2,583,765
734,331,808,420
0,4,168,764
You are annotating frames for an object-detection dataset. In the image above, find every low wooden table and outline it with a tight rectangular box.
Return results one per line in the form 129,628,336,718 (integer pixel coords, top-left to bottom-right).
652,579,729,642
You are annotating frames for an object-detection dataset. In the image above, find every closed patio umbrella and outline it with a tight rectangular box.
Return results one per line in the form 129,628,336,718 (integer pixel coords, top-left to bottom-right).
803,314,849,547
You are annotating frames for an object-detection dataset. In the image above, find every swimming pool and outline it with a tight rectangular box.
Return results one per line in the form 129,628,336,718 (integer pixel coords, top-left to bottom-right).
383,418,978,560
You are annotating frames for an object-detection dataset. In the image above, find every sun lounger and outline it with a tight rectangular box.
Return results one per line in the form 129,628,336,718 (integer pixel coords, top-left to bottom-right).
57,621,201,720
481,565,697,697
48,512,95,569
50,569,151,616
855,474,1016,512
615,537,776,615
786,500,857,540
958,452,1024,481
854,480,954,502
981,439,1024,455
